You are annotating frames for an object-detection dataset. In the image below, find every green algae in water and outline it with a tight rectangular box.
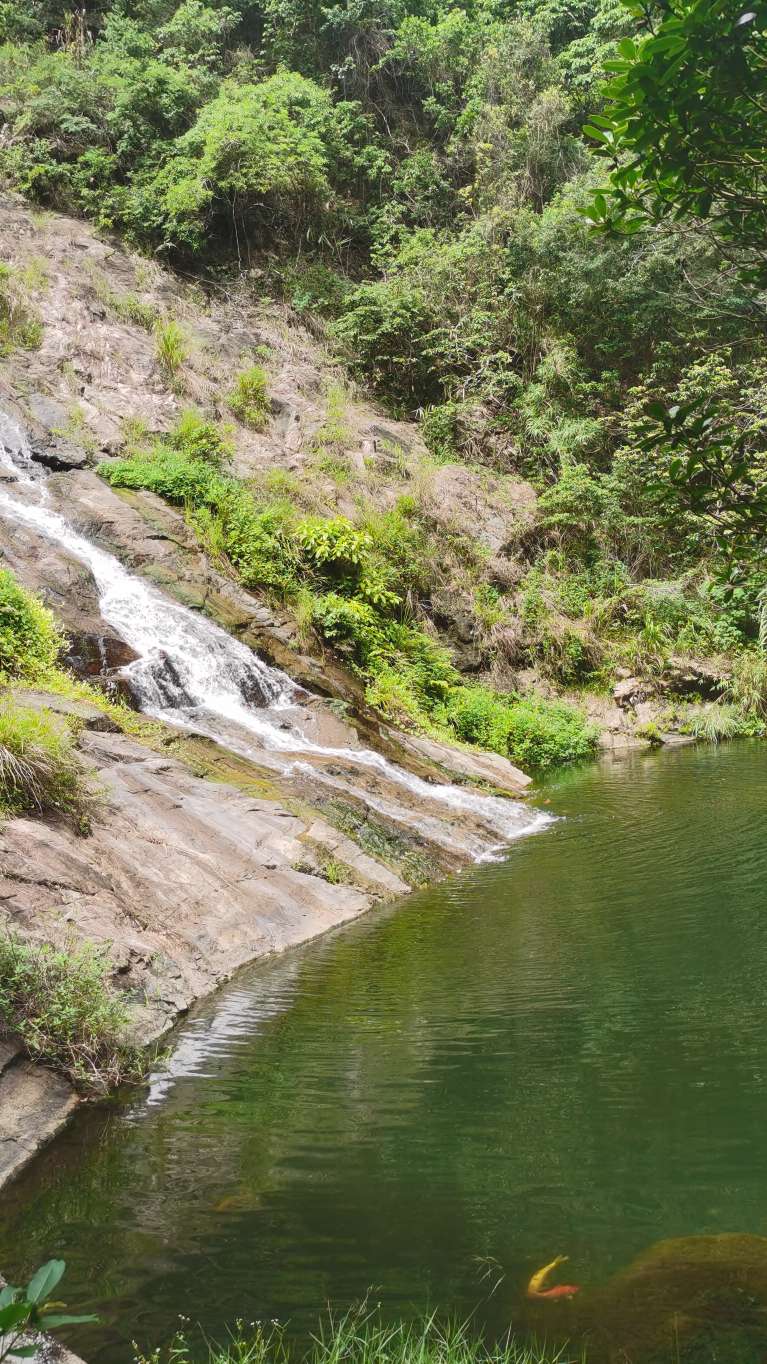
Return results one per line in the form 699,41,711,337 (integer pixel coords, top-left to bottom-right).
2,743,767,1364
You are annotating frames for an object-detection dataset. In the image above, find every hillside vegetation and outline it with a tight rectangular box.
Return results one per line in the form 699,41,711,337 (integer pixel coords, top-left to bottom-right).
1,0,766,760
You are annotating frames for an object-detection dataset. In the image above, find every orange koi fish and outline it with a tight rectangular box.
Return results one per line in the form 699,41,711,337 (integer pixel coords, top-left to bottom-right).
526,1255,580,1301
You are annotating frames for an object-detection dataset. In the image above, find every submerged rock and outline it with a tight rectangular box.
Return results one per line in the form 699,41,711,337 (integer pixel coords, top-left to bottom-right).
576,1233,767,1361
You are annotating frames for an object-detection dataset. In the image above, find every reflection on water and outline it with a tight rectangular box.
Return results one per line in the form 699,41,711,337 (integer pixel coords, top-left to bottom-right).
2,743,767,1363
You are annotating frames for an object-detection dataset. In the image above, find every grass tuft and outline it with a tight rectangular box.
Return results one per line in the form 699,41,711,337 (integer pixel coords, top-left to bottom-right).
0,932,145,1092
154,318,188,376
0,263,43,354
0,701,94,827
135,1307,577,1364
227,365,270,430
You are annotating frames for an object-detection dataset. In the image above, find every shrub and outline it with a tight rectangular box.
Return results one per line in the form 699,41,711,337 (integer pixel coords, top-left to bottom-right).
420,402,461,463
0,932,144,1091
227,365,269,430
168,408,231,464
0,701,92,824
0,568,62,679
440,686,598,770
504,695,598,769
440,685,514,754
333,279,439,408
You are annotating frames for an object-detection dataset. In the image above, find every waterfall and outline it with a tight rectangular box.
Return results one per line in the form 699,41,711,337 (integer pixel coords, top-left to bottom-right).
0,412,551,852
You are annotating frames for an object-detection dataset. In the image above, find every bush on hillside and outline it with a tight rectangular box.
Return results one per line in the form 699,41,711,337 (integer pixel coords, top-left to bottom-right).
0,567,62,679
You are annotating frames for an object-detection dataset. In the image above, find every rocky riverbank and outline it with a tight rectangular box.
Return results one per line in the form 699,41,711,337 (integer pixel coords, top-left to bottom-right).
0,189,733,1195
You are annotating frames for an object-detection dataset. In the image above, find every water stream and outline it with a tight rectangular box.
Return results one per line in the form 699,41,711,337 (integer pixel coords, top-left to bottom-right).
1,742,766,1364
0,411,548,852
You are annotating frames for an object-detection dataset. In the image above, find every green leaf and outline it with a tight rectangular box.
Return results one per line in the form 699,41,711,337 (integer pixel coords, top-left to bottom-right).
583,124,611,144
646,400,669,422
0,1302,32,1332
26,1261,66,1307
41,1313,100,1328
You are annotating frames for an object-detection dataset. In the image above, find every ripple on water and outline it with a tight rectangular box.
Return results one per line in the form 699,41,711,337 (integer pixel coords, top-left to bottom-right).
0,744,766,1364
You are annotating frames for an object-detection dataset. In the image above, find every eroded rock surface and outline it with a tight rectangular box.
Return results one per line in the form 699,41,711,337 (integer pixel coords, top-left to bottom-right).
0,720,407,1045
0,1044,79,1189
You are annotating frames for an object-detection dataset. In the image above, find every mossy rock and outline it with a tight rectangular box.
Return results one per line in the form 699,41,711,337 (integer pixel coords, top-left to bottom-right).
579,1234,767,1362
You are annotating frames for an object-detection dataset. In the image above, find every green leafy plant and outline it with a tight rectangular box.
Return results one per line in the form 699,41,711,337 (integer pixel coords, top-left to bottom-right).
440,687,598,770
0,568,62,679
584,0,767,282
0,1260,97,1362
169,409,232,465
0,932,145,1090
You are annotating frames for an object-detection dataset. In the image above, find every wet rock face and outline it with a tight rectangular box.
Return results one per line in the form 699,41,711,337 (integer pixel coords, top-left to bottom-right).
0,717,405,1033
62,631,139,678
0,509,138,683
0,1043,78,1190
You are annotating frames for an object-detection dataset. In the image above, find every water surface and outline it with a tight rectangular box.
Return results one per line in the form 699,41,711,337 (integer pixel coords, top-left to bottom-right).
2,742,766,1361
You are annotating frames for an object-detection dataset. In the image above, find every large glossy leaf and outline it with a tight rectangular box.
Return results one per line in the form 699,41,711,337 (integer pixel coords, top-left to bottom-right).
25,1261,66,1307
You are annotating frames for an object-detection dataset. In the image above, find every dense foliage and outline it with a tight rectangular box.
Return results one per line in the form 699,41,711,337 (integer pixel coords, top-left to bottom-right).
0,565,62,678
585,0,767,283
102,415,597,767
2,0,767,746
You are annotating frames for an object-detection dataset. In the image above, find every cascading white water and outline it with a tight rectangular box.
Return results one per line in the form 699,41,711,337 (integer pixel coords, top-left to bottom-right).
0,411,551,849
